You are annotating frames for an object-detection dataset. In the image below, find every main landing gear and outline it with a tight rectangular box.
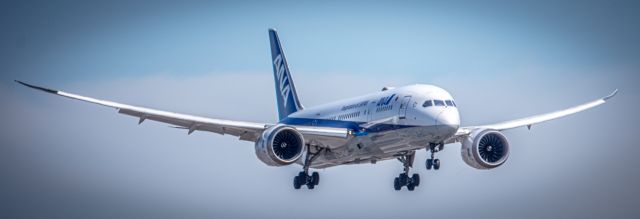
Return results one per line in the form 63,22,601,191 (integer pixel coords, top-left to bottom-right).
293,146,323,190
294,171,319,189
425,142,443,170
393,152,420,191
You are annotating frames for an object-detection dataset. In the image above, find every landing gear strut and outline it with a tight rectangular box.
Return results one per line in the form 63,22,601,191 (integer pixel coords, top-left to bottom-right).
293,146,323,190
426,142,444,170
394,152,420,191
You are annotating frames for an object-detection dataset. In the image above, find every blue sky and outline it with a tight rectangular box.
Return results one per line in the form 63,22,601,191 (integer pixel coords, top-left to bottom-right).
2,0,638,83
1,1,639,218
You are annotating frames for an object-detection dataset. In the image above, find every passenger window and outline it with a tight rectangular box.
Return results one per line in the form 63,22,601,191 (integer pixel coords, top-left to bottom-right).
434,100,445,106
422,100,433,107
445,100,454,107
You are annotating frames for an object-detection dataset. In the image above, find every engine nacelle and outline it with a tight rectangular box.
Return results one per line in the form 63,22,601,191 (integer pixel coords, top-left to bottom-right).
255,124,306,166
461,129,510,169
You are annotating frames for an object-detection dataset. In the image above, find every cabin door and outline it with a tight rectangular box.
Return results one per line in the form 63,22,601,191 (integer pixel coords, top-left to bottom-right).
398,96,412,119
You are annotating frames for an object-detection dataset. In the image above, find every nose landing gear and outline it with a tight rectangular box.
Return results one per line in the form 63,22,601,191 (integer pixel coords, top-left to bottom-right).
426,142,443,170
393,152,420,191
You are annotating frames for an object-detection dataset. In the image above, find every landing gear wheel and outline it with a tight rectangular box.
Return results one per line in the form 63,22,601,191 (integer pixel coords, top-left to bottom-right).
393,177,401,190
293,176,302,189
307,183,315,189
426,159,433,170
399,173,408,185
311,172,320,186
298,172,307,182
407,183,415,191
433,159,441,170
412,174,420,187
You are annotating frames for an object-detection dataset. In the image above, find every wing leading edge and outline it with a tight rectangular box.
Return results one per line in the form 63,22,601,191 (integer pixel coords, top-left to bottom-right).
15,80,349,142
450,89,618,142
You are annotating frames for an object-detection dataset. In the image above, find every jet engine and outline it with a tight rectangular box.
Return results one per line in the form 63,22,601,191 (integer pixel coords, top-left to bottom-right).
255,124,306,166
461,129,510,169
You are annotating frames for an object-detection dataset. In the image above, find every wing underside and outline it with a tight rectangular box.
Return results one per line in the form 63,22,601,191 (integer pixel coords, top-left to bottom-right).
16,80,349,142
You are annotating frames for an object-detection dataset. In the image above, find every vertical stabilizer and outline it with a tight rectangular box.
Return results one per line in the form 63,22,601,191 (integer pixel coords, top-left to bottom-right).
269,29,303,120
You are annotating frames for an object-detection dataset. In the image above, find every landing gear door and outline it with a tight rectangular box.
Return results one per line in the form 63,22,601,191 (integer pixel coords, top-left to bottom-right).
398,96,411,119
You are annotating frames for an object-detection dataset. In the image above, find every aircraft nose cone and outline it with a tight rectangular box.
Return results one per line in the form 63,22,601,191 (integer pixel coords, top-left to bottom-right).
436,109,460,132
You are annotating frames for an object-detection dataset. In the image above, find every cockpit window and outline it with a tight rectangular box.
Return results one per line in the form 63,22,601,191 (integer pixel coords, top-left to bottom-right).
451,100,457,107
433,100,445,106
422,100,433,107
445,100,454,107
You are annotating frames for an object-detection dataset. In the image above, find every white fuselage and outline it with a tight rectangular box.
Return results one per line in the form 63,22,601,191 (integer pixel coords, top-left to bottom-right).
280,84,461,168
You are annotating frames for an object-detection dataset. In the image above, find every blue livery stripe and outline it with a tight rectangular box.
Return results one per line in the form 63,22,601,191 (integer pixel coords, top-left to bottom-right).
280,117,418,133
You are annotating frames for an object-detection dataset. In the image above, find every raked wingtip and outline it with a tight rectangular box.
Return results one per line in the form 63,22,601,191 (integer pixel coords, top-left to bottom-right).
14,80,59,94
603,89,618,101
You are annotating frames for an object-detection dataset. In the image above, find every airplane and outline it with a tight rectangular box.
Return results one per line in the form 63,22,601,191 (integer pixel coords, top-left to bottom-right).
16,29,617,191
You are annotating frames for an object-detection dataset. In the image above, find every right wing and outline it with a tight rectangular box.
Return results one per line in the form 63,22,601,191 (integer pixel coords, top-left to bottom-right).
447,89,618,143
16,80,349,142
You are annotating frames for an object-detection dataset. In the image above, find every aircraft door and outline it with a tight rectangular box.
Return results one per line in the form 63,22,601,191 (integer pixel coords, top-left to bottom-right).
367,100,376,122
398,96,411,119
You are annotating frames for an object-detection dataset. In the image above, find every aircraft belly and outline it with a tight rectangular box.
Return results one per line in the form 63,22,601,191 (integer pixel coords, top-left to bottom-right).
309,125,447,169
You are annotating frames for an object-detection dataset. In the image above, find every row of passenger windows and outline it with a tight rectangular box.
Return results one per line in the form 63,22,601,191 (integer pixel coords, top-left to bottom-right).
423,99,457,107
337,111,361,120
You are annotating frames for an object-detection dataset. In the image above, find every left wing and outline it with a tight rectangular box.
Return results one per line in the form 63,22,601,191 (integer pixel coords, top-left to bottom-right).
447,89,618,143
16,80,349,142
